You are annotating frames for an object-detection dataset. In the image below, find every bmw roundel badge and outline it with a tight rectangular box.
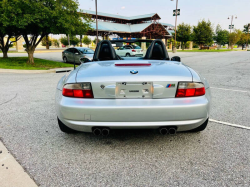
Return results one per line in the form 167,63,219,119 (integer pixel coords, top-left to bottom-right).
130,70,138,74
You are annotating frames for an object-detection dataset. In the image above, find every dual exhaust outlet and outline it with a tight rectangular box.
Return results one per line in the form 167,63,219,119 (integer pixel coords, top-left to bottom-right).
159,127,177,135
92,127,110,136
93,127,176,136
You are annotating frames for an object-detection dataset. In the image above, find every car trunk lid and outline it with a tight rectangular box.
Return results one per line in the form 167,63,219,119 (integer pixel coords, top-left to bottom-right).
76,60,192,98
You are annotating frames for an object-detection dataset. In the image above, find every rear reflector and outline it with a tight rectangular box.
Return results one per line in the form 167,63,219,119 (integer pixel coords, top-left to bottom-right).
115,63,151,66
62,83,94,98
176,82,205,97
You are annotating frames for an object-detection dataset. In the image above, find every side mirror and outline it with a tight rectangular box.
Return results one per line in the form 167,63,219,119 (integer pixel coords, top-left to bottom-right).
171,56,181,62
80,57,91,63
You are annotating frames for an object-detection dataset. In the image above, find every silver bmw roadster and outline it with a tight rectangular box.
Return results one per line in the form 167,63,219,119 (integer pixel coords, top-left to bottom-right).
56,39,211,135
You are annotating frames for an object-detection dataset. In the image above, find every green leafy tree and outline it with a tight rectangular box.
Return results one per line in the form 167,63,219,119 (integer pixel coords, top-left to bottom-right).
60,37,69,46
192,20,214,48
41,36,52,49
175,23,192,50
93,37,102,44
82,36,91,47
228,29,242,49
70,35,80,46
1,0,92,63
243,24,250,50
60,35,80,46
0,1,21,58
52,39,60,48
214,24,229,48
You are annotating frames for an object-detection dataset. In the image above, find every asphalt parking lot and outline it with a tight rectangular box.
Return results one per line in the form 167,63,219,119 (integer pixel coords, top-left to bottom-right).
0,51,250,186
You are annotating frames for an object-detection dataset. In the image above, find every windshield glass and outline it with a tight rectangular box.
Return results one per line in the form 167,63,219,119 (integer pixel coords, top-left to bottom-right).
78,48,94,54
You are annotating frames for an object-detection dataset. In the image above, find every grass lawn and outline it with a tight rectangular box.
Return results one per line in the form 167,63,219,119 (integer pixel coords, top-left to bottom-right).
0,57,74,70
177,49,241,52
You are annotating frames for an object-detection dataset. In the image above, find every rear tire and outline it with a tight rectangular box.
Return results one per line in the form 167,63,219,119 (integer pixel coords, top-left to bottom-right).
125,53,131,57
190,118,208,132
63,57,68,63
58,117,77,133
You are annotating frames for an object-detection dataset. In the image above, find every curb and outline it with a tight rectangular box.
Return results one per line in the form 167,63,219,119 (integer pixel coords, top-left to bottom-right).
0,68,73,74
0,141,38,187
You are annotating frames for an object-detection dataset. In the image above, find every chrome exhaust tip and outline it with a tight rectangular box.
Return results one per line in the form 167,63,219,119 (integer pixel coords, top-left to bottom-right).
93,128,102,136
102,128,110,136
159,128,168,135
169,128,176,135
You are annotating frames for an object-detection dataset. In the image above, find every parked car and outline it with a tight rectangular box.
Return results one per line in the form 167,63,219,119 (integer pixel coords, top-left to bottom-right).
115,45,143,57
56,40,211,136
62,47,94,64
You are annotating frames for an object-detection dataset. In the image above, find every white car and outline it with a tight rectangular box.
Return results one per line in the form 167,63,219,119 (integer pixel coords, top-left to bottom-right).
115,45,143,57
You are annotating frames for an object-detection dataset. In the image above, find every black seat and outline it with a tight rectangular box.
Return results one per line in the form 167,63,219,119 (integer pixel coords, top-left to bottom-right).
99,44,113,61
93,40,119,61
144,39,169,60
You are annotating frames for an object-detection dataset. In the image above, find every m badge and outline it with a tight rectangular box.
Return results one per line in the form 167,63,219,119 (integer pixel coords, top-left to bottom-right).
166,84,175,88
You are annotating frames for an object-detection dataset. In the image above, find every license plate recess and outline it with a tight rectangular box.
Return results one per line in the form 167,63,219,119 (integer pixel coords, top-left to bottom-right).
116,82,153,98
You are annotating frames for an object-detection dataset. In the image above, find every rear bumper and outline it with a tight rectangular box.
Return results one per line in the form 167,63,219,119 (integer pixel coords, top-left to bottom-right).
56,88,211,132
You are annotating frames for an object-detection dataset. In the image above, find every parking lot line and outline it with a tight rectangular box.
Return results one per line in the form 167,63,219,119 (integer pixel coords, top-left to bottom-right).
210,87,249,93
210,119,250,130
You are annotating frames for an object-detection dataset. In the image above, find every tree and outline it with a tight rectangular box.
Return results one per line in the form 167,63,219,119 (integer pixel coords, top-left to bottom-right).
237,33,247,50
93,37,102,44
82,36,91,47
60,35,80,47
1,0,92,63
52,39,60,48
214,24,229,48
0,1,21,58
192,20,214,48
228,29,242,49
175,23,192,50
41,36,52,49
70,35,80,46
243,24,250,50
60,37,69,47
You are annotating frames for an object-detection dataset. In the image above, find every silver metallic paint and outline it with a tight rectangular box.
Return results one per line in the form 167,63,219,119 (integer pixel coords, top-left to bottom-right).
55,60,211,133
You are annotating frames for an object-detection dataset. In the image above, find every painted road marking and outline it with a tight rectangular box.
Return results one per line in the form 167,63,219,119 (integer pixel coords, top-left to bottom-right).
210,87,249,93
210,119,250,130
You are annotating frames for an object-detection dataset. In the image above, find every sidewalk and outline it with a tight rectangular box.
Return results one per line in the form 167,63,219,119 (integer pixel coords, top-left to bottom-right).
0,141,37,187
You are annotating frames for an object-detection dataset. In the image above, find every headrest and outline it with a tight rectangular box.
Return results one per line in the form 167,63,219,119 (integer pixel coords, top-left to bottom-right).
93,40,118,61
144,39,169,60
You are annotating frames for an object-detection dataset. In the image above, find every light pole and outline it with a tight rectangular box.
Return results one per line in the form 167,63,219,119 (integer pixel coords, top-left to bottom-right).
227,15,237,49
95,0,98,44
228,15,237,33
171,0,179,53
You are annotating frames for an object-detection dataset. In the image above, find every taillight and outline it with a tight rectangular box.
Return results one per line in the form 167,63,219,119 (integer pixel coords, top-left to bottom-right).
62,83,94,98
132,49,136,52
176,82,205,97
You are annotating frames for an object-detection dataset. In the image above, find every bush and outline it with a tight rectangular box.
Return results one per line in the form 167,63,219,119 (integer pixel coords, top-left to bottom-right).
60,36,80,46
52,39,60,48
60,37,69,46
82,36,91,46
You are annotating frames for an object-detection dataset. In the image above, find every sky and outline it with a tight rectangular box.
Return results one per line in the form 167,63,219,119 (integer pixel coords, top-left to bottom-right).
78,0,250,31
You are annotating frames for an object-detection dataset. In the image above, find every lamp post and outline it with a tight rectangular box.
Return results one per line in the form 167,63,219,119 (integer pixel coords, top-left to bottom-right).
171,0,179,53
228,15,237,33
95,0,98,44
227,15,237,49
